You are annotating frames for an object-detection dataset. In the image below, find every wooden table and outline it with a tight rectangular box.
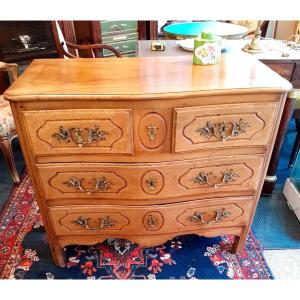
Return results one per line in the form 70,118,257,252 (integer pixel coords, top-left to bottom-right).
138,40,300,195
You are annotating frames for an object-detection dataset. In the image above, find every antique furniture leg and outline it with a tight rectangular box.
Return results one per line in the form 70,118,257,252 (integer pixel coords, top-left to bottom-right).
0,135,20,184
231,228,248,254
51,241,65,267
262,92,297,195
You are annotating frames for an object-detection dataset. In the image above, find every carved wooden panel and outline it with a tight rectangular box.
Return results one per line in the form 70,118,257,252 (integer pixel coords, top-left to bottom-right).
174,102,278,153
134,109,171,153
179,163,253,190
48,171,127,195
22,109,133,155
141,170,164,195
38,155,263,201
138,112,167,149
176,202,246,227
50,209,130,235
143,211,164,231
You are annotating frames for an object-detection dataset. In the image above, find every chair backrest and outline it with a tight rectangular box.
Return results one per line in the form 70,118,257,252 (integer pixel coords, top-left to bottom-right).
60,41,122,58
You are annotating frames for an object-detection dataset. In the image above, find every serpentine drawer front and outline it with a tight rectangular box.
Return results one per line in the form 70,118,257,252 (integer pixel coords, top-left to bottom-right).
48,197,252,236
5,56,291,266
37,155,264,201
21,109,133,155
174,102,278,153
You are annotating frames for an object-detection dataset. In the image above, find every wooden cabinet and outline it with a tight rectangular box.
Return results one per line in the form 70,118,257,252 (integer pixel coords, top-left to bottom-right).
5,55,291,267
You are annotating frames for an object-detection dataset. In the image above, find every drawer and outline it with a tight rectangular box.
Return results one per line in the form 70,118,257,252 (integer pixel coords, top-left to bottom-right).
103,39,137,57
22,109,133,156
173,102,278,153
48,196,252,236
100,20,137,34
102,32,138,44
38,155,264,201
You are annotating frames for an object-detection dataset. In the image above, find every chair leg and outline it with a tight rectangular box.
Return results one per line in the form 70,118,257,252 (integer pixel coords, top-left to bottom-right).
0,137,20,184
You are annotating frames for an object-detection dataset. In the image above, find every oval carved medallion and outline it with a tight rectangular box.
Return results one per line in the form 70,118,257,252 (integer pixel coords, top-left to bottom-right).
138,112,167,149
143,211,164,231
141,170,165,195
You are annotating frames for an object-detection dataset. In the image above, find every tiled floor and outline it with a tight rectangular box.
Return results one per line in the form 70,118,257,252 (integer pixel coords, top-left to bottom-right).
264,250,300,279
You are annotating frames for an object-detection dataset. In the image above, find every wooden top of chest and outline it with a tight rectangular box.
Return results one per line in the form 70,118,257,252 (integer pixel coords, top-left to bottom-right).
5,54,292,101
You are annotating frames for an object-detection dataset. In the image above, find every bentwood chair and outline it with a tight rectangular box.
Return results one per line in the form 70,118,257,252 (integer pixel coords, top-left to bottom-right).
0,61,20,184
60,41,122,58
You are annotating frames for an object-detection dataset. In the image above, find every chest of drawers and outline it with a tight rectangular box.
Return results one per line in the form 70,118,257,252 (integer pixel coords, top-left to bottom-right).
5,55,291,267
100,20,138,57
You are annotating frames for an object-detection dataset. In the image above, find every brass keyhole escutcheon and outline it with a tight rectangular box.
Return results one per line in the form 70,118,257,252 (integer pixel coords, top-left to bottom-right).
143,211,164,231
145,124,158,141
141,170,165,195
145,177,156,191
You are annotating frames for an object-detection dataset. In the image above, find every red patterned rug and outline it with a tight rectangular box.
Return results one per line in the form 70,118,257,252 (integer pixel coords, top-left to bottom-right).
0,173,273,279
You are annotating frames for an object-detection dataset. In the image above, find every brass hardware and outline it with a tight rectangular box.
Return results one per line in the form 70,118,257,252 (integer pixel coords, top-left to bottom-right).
52,125,108,147
99,216,117,228
193,169,239,188
147,214,158,229
52,126,72,143
64,176,111,194
188,208,231,226
242,21,266,53
193,171,209,185
73,216,90,228
145,177,156,191
196,119,250,142
222,169,239,185
196,121,216,139
73,216,117,231
146,124,158,141
151,41,166,51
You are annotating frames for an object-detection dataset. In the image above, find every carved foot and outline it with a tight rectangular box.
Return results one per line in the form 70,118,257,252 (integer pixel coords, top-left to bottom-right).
51,243,65,267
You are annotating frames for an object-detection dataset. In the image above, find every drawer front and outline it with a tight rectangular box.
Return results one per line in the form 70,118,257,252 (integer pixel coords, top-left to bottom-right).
38,155,264,201
100,20,137,34
22,109,133,156
48,197,252,236
102,32,138,44
103,39,137,57
174,102,278,153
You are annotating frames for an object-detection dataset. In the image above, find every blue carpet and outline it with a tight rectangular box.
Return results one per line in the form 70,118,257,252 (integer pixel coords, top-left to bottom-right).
252,119,300,249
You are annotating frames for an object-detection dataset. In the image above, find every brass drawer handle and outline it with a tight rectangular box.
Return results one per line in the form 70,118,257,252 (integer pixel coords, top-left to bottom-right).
193,169,239,188
63,176,111,194
72,216,117,230
188,208,231,226
146,124,158,140
196,119,250,142
112,23,127,31
52,125,108,147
